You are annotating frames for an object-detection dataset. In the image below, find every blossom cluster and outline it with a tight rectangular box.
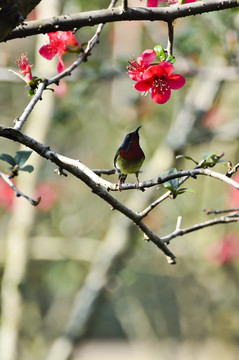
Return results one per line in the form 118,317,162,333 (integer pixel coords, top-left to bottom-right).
127,48,185,104
16,33,185,105
16,31,81,87
39,31,82,73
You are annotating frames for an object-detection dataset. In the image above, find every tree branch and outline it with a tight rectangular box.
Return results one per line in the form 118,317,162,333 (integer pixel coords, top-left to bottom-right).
1,125,238,263
226,162,239,178
4,0,239,42
0,171,40,206
0,126,176,263
161,213,239,244
1,127,239,193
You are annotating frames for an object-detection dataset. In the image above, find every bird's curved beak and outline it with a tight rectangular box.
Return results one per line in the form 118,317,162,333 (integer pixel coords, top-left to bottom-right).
135,126,142,133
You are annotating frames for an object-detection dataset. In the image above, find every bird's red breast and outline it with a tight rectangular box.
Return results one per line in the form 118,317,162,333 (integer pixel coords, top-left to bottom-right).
119,135,144,161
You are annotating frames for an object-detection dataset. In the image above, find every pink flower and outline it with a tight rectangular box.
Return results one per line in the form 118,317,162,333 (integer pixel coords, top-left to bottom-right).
206,234,239,265
227,174,239,208
128,49,157,81
168,0,196,4
0,178,15,211
39,31,81,73
16,53,34,83
140,0,160,6
135,61,185,104
140,0,195,6
34,183,58,211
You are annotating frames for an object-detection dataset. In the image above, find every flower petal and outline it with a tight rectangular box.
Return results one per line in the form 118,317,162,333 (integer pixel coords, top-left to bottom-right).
140,49,157,66
159,61,175,76
57,55,65,73
143,65,164,80
147,0,159,6
151,87,171,104
65,31,80,47
135,80,152,92
39,45,57,60
167,74,185,89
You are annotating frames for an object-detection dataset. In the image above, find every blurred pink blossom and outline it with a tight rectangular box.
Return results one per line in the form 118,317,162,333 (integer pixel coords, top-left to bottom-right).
206,233,239,265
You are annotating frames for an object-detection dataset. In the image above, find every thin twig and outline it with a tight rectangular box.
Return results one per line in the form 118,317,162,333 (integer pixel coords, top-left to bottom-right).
14,81,46,130
137,158,236,218
129,168,239,191
203,208,239,215
175,216,183,231
166,20,174,57
161,213,239,244
0,171,40,206
122,0,128,11
9,69,27,83
226,162,239,178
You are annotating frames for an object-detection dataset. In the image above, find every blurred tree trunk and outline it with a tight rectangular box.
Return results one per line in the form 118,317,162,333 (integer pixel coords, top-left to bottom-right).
0,1,58,359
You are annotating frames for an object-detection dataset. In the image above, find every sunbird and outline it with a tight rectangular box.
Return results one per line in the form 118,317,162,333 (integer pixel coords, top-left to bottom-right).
114,126,145,191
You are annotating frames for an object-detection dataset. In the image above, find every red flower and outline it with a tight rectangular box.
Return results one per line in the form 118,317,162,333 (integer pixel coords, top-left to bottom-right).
135,61,185,104
140,0,160,6
16,53,34,83
206,234,239,265
39,31,81,73
128,49,156,81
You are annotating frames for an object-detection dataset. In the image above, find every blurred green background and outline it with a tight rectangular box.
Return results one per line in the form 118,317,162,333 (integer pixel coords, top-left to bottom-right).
0,0,239,359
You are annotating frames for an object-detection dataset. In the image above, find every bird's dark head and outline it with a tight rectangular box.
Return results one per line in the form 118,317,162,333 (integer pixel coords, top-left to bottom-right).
119,126,144,160
120,126,141,152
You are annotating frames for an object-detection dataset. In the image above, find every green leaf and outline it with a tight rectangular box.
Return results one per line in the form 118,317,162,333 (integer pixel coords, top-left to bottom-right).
166,55,176,64
176,154,199,165
163,184,175,192
154,45,166,61
19,165,34,173
0,153,16,167
177,188,195,194
202,152,217,161
162,168,179,191
28,89,35,97
14,151,32,167
201,152,226,167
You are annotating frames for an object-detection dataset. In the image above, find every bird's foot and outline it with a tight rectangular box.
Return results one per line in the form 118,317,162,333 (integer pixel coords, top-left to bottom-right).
135,177,145,192
118,179,123,191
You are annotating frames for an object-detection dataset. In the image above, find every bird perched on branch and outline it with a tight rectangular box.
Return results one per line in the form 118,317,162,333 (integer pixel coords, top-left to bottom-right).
114,126,145,191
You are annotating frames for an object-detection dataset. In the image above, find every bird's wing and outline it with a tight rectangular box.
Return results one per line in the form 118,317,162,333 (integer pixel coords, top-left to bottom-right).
114,149,121,173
